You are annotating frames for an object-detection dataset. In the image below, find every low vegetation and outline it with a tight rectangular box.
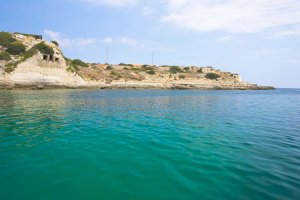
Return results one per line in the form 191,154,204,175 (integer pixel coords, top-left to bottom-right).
205,73,221,80
4,67,15,73
6,42,26,55
0,52,11,60
4,47,37,72
51,41,59,46
0,32,16,47
106,65,113,70
179,75,186,79
131,68,141,72
119,63,133,67
141,64,149,69
34,42,54,55
169,66,184,74
72,59,89,68
146,69,155,75
110,71,117,76
66,58,88,72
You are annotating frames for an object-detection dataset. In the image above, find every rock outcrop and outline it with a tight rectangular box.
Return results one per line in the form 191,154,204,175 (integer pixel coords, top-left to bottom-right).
0,32,274,90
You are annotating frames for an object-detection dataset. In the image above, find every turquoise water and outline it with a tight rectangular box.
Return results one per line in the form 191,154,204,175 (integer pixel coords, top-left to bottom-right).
0,89,300,200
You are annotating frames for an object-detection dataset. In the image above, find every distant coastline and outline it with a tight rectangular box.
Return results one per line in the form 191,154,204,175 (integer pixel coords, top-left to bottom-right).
0,32,274,90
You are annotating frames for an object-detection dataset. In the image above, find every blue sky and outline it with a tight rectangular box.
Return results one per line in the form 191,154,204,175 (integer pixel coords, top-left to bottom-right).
1,0,300,88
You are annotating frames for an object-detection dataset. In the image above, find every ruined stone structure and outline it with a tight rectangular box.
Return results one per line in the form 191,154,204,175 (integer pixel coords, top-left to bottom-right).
201,67,221,73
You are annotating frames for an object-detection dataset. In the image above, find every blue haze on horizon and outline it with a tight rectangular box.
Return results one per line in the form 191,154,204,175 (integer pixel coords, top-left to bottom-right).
1,0,300,88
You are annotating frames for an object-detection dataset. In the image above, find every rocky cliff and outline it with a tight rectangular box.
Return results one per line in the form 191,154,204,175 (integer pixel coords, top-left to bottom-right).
0,32,274,90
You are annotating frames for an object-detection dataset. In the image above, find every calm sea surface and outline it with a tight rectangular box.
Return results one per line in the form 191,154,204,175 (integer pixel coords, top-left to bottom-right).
0,89,300,200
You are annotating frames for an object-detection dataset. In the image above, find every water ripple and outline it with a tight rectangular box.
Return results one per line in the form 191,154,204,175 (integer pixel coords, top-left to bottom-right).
0,89,300,200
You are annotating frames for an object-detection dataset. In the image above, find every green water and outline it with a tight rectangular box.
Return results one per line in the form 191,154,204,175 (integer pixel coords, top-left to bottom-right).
0,89,300,199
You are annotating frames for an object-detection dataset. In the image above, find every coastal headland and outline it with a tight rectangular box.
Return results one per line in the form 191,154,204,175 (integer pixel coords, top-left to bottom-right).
0,32,274,90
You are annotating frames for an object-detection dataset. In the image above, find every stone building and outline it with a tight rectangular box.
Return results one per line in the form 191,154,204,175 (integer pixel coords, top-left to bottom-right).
42,54,60,62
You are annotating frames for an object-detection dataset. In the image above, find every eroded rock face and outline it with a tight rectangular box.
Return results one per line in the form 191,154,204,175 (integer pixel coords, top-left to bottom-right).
0,33,274,90
0,33,88,89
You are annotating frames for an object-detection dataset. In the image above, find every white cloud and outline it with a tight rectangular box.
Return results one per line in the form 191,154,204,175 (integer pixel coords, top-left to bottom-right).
160,0,300,35
78,0,300,37
120,37,140,46
103,37,113,44
43,29,96,48
85,0,138,7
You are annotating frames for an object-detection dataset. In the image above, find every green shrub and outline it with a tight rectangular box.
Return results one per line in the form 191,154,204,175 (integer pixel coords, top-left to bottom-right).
22,48,37,60
146,69,155,75
0,32,16,47
141,64,148,69
106,65,113,70
119,63,133,67
205,73,221,80
4,66,14,73
4,46,38,73
6,42,26,55
34,42,54,55
51,41,59,46
66,65,79,73
179,75,186,79
146,66,155,70
72,59,88,67
65,58,88,72
184,67,190,71
131,68,141,72
0,52,11,60
110,71,117,76
169,66,184,74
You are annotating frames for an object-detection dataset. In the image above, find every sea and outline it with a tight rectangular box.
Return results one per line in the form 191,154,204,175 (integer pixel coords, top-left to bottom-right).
0,89,299,200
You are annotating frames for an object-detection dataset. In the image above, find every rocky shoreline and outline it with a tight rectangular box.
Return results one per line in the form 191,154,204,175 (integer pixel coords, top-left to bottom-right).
0,81,275,90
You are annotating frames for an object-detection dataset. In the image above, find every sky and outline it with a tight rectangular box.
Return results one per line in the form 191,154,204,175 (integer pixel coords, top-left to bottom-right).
1,0,300,88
